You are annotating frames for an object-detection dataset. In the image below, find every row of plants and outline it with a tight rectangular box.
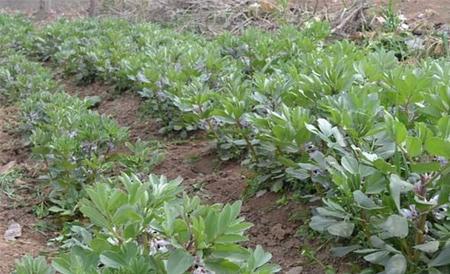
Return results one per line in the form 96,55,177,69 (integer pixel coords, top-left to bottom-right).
5,16,337,192
0,17,279,274
4,14,450,273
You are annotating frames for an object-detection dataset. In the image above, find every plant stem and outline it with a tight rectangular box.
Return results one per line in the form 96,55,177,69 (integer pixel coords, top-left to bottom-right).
400,238,414,261
236,119,258,161
414,175,431,258
198,104,219,140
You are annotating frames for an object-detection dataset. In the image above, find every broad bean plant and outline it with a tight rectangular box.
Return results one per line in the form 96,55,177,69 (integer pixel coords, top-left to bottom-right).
4,13,450,272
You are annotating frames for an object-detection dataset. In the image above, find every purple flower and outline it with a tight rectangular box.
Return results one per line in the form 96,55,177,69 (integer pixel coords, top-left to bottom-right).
192,256,212,274
433,204,448,221
400,204,419,219
239,117,250,128
413,182,425,196
174,62,182,72
156,91,168,100
149,238,170,255
436,156,449,167
304,142,317,154
67,131,77,139
81,142,97,154
312,169,322,176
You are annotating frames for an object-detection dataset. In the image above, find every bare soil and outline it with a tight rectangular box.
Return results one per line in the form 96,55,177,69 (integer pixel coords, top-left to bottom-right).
395,0,450,24
0,107,55,273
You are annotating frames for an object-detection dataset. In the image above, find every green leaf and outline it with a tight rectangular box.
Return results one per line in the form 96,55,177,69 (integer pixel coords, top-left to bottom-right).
363,250,390,265
100,252,125,269
80,201,109,229
309,215,337,232
51,258,72,274
430,245,450,267
381,215,409,239
253,245,272,269
112,205,143,225
428,268,444,274
215,234,248,243
414,241,440,254
84,96,101,109
393,121,407,144
438,174,450,204
353,190,380,209
389,174,413,211
405,136,422,157
327,221,354,238
410,162,441,173
315,207,346,219
318,118,333,137
385,254,407,274
211,244,249,260
370,235,386,249
15,256,55,274
425,137,450,158
205,258,240,273
342,155,359,175
330,245,361,257
373,159,396,174
167,249,194,274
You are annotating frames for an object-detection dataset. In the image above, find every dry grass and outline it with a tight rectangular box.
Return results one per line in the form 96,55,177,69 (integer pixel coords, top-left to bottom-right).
97,0,373,35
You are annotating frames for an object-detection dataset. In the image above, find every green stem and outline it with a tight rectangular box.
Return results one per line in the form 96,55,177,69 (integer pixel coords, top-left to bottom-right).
413,175,431,259
236,119,258,162
400,238,414,261
198,105,219,140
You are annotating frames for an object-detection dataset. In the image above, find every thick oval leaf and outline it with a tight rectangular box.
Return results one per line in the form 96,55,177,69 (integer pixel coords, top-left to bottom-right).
167,249,194,274
253,245,273,269
426,137,450,158
414,241,440,254
363,250,390,265
370,235,386,249
318,118,333,137
389,174,414,211
430,245,450,267
411,162,441,173
327,221,355,238
385,254,407,274
112,205,143,225
406,136,422,157
353,190,380,209
309,216,337,232
100,252,125,269
330,245,361,257
205,258,241,273
342,155,359,175
381,215,409,239
393,121,407,144
373,159,396,174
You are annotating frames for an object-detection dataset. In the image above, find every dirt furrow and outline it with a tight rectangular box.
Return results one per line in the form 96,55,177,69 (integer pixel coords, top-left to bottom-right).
0,107,55,273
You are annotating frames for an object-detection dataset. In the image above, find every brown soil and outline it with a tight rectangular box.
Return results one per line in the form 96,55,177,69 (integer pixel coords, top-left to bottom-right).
0,107,55,273
395,0,450,24
302,0,450,24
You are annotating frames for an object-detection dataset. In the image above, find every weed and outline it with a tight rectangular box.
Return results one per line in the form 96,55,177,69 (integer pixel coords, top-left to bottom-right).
0,168,21,202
